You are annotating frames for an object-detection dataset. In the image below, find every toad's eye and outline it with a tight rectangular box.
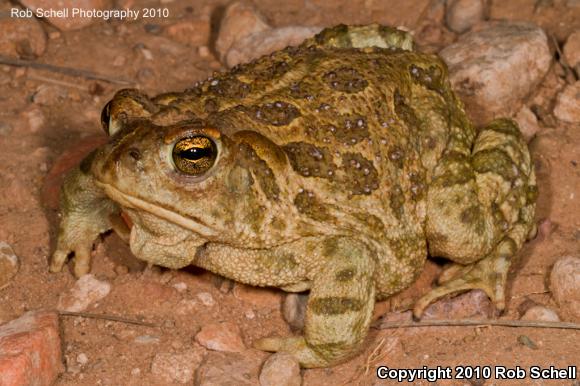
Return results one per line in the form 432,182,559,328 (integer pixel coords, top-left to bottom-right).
172,136,217,175
101,101,112,135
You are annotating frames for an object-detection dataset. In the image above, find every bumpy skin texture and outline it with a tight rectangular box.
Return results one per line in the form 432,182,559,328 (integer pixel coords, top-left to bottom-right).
50,24,537,368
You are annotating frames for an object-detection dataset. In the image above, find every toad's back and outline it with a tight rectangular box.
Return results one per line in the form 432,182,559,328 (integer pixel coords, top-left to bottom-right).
147,26,475,296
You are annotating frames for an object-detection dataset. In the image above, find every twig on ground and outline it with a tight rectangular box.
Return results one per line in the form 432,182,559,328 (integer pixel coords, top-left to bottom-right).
27,72,89,91
0,54,134,85
373,318,580,331
58,311,157,327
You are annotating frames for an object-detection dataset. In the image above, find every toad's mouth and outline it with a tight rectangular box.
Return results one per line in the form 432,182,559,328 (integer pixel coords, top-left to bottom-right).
97,182,218,239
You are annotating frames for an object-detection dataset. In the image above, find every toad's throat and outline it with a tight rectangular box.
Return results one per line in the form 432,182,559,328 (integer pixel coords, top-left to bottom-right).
98,182,218,238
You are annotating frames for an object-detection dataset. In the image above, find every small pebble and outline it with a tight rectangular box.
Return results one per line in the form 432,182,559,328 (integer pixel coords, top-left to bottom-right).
259,353,301,386
517,335,538,349
114,265,129,275
446,0,485,33
198,45,211,58
563,30,580,69
196,292,215,306
144,23,163,34
215,0,271,62
537,218,555,239
57,274,111,312
173,282,187,292
282,293,307,331
521,305,560,322
22,107,45,133
76,353,88,365
112,55,126,67
195,322,245,352
550,256,580,319
134,335,160,345
553,82,580,123
514,106,540,142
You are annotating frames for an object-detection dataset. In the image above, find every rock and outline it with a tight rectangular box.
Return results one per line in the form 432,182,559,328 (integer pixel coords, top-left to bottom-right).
57,274,111,312
197,291,215,306
233,283,282,310
422,289,494,320
553,82,580,123
440,22,551,126
415,23,456,52
537,218,555,239
20,0,113,31
196,350,266,386
21,106,45,133
0,7,47,58
514,106,540,142
259,353,301,386
172,282,187,292
521,306,560,322
550,256,580,319
32,85,68,106
0,242,19,290
199,45,211,58
151,348,205,384
215,0,271,63
166,18,210,47
134,335,160,345
282,293,308,331
76,353,88,365
225,26,323,68
0,311,63,386
563,30,580,69
196,322,246,353
446,0,485,34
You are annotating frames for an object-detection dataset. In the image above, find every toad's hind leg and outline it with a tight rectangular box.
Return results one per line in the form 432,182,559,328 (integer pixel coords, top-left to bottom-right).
417,118,537,318
254,237,376,368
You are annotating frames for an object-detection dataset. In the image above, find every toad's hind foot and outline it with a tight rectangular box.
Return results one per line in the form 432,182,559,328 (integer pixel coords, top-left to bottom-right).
413,236,519,318
254,336,327,368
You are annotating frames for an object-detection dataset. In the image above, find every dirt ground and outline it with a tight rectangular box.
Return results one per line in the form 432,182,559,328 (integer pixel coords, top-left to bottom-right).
0,0,579,385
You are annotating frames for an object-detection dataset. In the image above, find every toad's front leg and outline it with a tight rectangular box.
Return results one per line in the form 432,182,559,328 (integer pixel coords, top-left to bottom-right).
254,237,376,368
50,160,120,277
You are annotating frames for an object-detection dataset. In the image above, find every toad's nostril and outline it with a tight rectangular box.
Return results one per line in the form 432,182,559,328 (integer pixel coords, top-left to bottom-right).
128,148,141,160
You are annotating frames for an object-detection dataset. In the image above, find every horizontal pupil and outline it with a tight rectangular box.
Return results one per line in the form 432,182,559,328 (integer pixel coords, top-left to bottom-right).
180,147,211,161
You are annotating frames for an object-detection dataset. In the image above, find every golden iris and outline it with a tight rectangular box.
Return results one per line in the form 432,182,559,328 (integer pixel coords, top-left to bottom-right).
172,136,217,175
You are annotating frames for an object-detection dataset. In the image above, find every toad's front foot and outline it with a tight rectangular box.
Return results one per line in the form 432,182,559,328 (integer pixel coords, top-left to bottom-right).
50,167,117,277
